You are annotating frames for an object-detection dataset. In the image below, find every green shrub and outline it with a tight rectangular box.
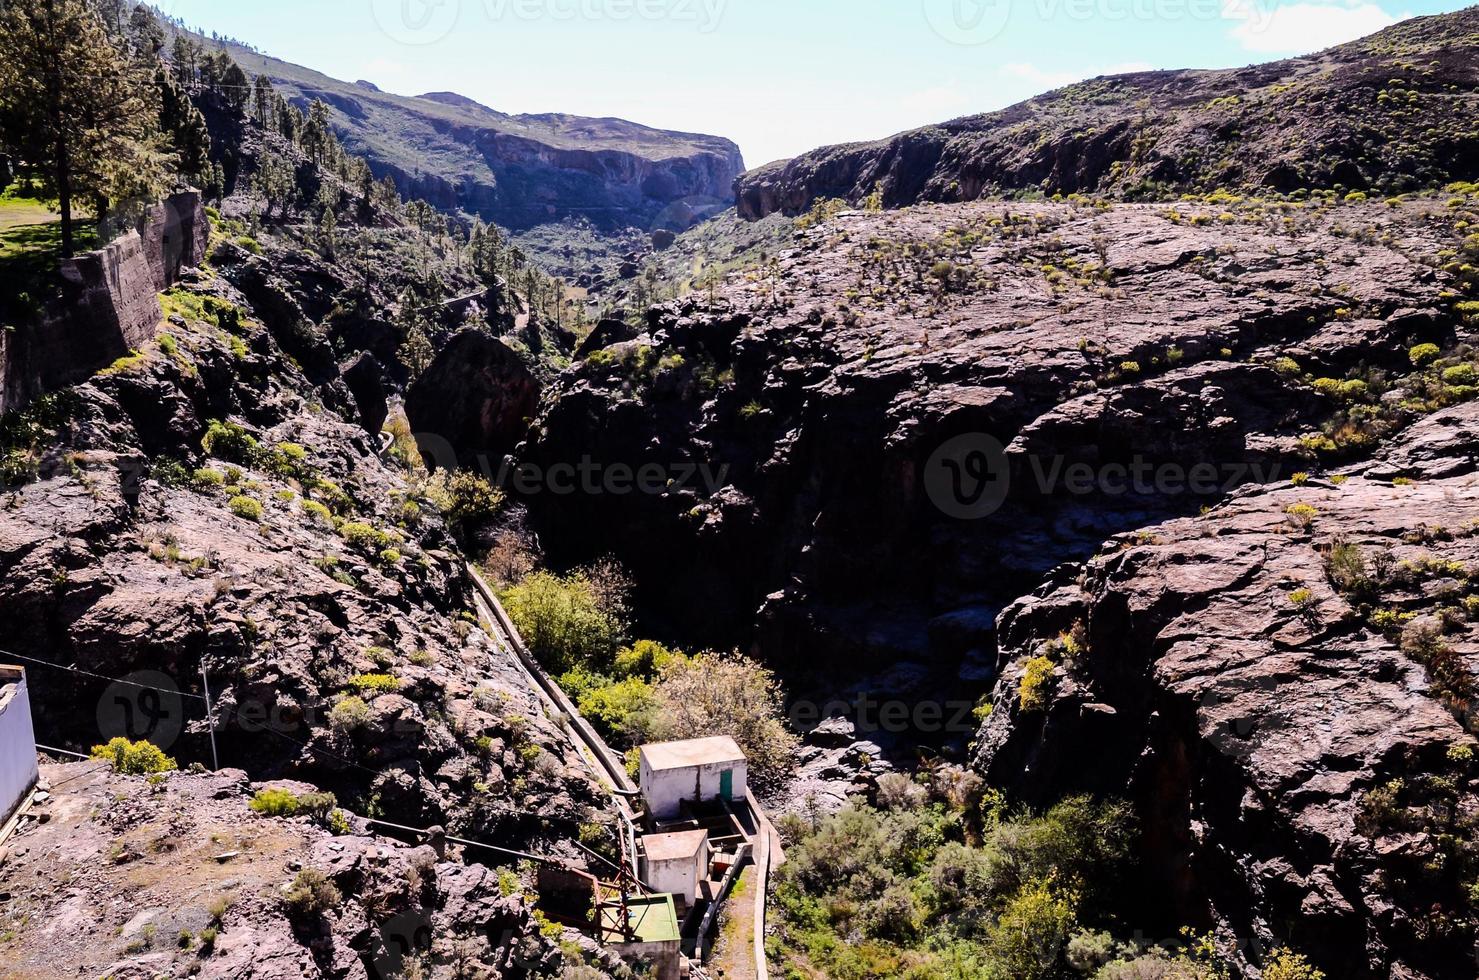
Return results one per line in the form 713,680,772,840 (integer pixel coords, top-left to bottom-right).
192,467,226,488
90,737,177,775
349,673,400,694
249,788,301,817
577,675,657,739
1018,656,1056,712
613,639,684,679
1443,364,1477,386
982,878,1078,980
1410,343,1442,367
426,470,503,542
329,695,370,731
262,442,309,480
339,521,391,553
1263,948,1326,980
1286,503,1319,530
378,548,403,566
228,496,263,521
201,419,259,464
250,788,338,824
302,499,334,528
500,567,629,673
284,869,340,920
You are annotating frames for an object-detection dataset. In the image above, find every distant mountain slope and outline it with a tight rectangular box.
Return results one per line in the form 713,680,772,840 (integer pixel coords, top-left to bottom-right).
216,41,744,231
737,6,1479,218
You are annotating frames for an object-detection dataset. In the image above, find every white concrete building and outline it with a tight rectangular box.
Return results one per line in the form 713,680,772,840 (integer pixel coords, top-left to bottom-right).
0,665,39,826
638,736,747,821
640,828,711,908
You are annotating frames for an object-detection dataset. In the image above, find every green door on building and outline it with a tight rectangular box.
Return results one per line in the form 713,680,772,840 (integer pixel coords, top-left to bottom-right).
719,769,733,802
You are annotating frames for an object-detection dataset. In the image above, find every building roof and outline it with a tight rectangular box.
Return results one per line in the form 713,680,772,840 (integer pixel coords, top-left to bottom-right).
598,893,681,944
639,736,745,772
642,828,709,863
0,665,23,713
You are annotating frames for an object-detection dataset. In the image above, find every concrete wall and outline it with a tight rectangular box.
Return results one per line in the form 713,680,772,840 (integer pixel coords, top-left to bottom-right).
643,841,710,906
0,190,208,415
640,759,748,821
613,940,681,980
0,667,39,825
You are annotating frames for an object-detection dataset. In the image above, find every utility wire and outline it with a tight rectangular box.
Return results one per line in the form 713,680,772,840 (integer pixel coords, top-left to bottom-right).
0,649,207,701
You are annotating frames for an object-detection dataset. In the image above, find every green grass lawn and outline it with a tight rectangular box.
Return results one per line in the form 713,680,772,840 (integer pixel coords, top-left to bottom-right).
0,193,99,322
0,197,59,232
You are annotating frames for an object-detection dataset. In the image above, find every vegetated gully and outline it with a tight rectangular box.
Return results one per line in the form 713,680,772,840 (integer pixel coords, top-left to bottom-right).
516,409,1274,775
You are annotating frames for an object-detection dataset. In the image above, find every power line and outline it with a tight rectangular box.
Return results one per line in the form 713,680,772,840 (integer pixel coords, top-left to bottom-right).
0,649,207,701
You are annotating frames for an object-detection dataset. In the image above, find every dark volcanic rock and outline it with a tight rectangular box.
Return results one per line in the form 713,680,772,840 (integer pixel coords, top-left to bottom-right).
573,318,639,360
520,198,1451,676
972,408,1479,978
735,10,1479,219
341,352,389,434
406,329,542,471
0,275,610,857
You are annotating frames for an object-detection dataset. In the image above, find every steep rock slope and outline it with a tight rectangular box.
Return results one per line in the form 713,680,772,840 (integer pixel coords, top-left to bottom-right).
0,260,612,857
973,401,1479,978
0,763,575,978
219,42,744,231
518,194,1461,690
736,8,1479,219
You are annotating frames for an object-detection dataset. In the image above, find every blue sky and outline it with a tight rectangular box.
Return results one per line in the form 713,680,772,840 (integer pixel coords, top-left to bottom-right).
157,0,1468,168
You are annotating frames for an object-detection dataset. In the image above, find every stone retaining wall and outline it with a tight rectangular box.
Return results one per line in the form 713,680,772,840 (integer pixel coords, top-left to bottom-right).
0,189,208,414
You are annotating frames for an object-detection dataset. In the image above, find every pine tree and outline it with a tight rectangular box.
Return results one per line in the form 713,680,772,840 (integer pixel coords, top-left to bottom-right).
171,34,199,90
218,58,250,115
0,0,170,256
155,66,209,180
300,99,333,166
252,74,276,128
254,151,296,219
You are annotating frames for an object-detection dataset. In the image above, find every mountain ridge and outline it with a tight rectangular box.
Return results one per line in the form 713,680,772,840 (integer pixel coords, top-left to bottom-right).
736,6,1479,218
204,35,745,231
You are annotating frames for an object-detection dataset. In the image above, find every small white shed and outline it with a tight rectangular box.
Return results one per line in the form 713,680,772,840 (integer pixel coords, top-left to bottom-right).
0,665,39,826
640,829,711,907
638,736,748,821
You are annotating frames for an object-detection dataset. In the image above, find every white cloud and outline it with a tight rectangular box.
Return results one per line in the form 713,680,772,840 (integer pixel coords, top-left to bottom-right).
1222,0,1401,54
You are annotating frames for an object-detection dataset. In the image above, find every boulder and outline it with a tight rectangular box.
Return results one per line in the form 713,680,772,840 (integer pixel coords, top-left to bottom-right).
340,353,389,435
405,329,541,471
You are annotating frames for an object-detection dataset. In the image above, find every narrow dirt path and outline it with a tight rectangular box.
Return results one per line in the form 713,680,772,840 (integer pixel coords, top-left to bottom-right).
709,866,759,980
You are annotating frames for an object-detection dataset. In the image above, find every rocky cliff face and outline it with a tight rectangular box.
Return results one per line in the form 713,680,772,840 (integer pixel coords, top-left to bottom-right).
507,182,1479,973
519,195,1457,683
973,401,1479,978
735,9,1479,219
406,330,543,472
0,252,613,858
0,762,581,978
